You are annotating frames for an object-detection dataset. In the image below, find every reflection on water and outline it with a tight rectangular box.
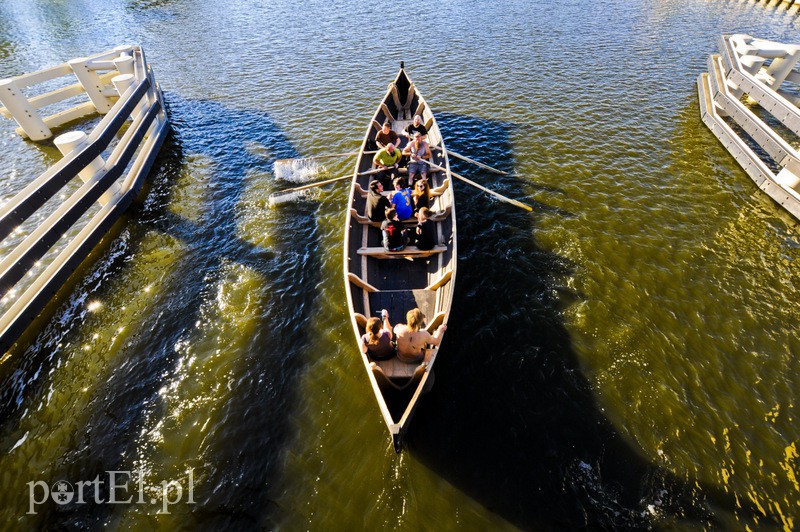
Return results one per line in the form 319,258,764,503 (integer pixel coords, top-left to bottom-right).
0,0,799,529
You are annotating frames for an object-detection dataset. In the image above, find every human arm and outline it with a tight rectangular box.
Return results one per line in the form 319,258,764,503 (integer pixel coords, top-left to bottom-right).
381,311,393,340
360,335,369,354
427,324,447,346
379,195,392,213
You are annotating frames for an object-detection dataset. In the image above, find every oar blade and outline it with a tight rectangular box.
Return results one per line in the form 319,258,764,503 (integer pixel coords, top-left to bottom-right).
273,158,324,181
268,189,312,207
433,147,509,175
422,159,533,212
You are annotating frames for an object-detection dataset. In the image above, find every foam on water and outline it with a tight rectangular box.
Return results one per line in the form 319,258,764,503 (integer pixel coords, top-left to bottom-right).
272,159,326,182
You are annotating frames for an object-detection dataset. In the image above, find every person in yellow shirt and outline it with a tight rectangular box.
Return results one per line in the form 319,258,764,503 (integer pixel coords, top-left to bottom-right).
373,143,403,188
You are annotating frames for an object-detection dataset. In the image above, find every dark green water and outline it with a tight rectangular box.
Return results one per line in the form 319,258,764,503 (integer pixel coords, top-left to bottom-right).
1,0,799,529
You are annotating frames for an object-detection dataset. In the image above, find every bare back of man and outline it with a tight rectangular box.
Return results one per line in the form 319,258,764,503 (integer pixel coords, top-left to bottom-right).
393,322,446,363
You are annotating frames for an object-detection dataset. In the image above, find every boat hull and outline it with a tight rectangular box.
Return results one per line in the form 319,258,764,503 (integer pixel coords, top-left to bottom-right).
342,67,457,450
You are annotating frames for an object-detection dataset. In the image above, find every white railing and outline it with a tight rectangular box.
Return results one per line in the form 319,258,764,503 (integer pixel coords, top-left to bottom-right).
0,46,169,352
697,35,800,222
0,45,145,141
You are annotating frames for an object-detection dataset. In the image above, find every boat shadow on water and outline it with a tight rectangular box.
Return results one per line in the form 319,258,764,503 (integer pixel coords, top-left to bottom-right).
0,94,319,528
409,113,767,530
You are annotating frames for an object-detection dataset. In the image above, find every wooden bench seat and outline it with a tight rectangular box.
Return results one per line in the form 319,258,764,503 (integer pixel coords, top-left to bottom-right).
350,206,451,227
373,355,426,378
357,245,446,258
371,360,427,390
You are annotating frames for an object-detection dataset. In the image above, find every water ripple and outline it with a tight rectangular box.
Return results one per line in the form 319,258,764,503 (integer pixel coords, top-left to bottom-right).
0,0,799,529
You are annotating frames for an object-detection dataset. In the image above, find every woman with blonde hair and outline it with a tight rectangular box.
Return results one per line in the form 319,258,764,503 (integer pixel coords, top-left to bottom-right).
393,308,447,363
411,178,431,213
361,309,395,360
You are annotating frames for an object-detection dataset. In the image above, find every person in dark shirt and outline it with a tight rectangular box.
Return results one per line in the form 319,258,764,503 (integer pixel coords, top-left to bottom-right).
414,207,437,250
381,208,407,251
361,310,395,360
375,121,399,149
403,114,428,141
366,179,391,222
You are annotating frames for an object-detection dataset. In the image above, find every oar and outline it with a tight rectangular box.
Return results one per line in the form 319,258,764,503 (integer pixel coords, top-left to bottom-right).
268,167,383,206
274,150,378,167
422,160,533,212
274,150,380,180
432,146,508,175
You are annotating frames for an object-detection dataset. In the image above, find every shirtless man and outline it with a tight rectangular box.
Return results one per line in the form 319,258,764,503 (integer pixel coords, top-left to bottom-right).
394,308,447,363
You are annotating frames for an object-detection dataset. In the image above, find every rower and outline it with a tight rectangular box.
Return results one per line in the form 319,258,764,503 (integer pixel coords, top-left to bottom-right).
372,143,403,189
394,308,446,364
403,115,428,143
366,179,391,223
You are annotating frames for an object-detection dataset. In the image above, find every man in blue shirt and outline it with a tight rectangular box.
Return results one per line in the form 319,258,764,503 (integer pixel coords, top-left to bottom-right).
390,177,414,220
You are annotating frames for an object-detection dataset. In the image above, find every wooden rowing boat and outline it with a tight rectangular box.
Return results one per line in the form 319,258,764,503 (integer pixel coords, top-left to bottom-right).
343,63,457,452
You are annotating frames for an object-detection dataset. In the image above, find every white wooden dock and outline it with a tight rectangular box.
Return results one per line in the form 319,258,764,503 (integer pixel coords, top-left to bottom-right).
697,34,800,222
0,46,169,353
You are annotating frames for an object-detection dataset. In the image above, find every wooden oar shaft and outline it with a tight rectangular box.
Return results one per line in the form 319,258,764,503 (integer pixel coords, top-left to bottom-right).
272,174,352,195
270,167,384,197
424,161,533,212
432,146,508,175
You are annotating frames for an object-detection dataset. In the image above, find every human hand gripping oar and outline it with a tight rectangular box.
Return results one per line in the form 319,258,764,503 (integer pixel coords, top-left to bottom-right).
431,146,508,175
268,167,383,206
421,159,533,212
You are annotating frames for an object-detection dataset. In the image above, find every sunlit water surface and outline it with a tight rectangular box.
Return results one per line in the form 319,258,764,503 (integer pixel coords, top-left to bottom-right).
0,0,799,529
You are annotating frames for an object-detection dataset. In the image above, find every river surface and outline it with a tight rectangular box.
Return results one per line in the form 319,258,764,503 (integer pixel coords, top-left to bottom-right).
1,0,799,529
